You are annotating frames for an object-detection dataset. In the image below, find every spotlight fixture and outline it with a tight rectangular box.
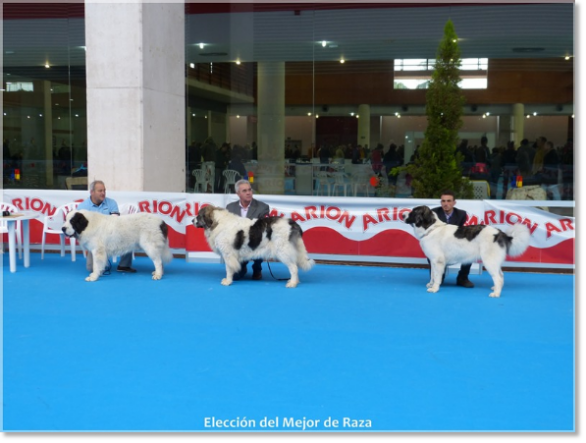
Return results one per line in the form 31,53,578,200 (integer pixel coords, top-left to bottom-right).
321,40,327,47
340,58,345,64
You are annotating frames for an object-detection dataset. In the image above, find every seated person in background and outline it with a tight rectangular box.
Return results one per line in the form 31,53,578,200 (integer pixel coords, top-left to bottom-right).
226,179,270,281
76,180,136,273
227,144,248,182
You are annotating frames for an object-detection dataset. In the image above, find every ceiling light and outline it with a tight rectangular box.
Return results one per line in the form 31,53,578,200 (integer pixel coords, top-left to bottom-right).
199,43,205,49
340,58,345,64
235,60,241,65
321,40,327,47
44,62,50,68
564,55,571,60
533,112,538,116
189,63,195,69
307,112,312,116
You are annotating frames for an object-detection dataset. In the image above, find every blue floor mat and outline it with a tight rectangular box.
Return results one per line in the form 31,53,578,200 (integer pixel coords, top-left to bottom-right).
2,253,575,431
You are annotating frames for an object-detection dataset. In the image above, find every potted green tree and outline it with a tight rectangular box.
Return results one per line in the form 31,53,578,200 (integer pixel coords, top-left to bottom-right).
393,19,472,199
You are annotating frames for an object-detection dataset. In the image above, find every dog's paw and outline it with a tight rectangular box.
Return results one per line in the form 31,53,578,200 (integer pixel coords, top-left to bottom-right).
85,274,99,282
152,272,163,280
286,280,299,288
427,286,439,293
489,292,501,298
426,282,434,288
221,278,232,286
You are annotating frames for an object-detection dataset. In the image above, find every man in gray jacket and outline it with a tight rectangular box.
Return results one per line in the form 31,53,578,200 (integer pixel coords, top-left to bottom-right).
226,179,270,280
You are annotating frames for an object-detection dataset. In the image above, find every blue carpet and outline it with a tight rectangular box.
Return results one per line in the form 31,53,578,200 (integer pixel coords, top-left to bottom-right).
2,253,575,432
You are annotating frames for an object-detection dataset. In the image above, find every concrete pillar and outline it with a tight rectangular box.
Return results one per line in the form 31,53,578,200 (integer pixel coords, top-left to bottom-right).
85,2,185,191
512,103,525,148
358,104,370,149
256,62,285,195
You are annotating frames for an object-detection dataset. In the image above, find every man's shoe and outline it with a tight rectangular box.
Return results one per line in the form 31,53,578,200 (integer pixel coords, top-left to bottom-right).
457,278,474,288
117,266,137,273
252,271,262,280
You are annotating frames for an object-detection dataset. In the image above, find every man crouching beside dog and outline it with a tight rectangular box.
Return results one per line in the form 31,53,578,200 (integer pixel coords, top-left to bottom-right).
402,189,530,298
76,180,136,274
194,179,315,288
226,179,271,281
62,180,172,282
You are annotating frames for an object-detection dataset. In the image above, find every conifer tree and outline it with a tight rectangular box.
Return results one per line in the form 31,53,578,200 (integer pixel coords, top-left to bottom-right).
398,19,472,198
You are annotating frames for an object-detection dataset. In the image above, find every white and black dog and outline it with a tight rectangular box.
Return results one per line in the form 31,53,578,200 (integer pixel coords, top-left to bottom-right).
402,205,531,297
62,209,173,282
194,205,315,288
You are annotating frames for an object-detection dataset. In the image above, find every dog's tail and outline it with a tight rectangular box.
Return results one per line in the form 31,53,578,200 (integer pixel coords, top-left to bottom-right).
289,221,315,271
504,223,531,257
162,243,173,265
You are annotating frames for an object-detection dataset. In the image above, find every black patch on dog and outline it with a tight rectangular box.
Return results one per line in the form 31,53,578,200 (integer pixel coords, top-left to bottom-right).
159,221,168,239
69,212,89,235
454,225,486,241
234,230,245,250
288,219,303,241
494,231,513,253
403,206,436,230
248,217,281,250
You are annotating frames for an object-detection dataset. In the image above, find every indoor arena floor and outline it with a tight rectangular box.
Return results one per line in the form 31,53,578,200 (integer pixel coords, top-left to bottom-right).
2,253,575,432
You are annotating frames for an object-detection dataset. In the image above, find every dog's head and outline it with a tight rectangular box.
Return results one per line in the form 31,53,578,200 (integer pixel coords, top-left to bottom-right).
62,210,89,238
402,205,437,230
193,205,218,230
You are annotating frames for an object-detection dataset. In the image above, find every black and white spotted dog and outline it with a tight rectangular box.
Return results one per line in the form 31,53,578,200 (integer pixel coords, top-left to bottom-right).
194,205,315,288
62,209,172,282
402,205,531,297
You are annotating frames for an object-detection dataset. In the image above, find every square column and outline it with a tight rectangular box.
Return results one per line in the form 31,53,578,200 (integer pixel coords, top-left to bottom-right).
85,2,185,191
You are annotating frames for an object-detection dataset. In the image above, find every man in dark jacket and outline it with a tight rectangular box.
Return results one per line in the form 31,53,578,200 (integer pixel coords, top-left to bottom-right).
431,190,474,288
226,179,270,280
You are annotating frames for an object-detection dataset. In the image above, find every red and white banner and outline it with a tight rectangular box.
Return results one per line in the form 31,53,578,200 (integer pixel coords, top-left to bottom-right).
2,190,574,268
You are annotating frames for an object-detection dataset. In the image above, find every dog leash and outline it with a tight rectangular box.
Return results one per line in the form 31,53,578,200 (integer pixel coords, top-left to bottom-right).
266,261,289,281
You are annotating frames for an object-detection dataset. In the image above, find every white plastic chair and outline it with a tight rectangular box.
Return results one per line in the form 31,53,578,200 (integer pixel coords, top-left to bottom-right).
112,203,139,263
192,169,206,193
41,201,80,261
331,171,351,196
351,165,373,197
314,171,332,196
223,169,240,193
202,161,215,193
1,202,23,258
471,180,490,199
